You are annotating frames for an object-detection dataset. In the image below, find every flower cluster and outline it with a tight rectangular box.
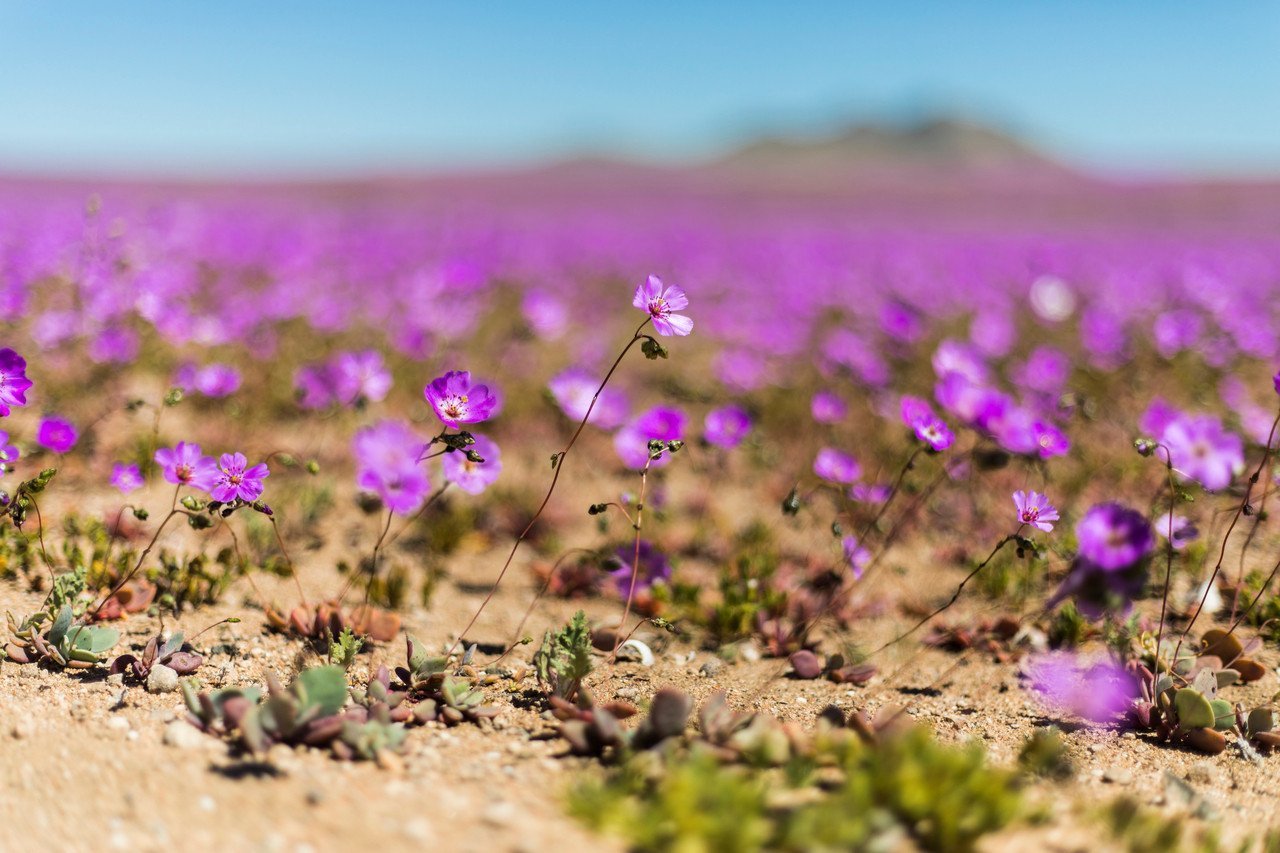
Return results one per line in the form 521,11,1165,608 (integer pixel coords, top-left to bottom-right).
296,350,393,410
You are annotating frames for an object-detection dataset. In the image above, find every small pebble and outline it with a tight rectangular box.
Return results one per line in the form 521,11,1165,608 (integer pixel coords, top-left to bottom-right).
699,658,724,678
146,665,179,694
1103,768,1133,784
162,720,207,750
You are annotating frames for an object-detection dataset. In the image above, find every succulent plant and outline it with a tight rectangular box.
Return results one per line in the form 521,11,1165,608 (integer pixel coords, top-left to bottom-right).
184,664,411,762
110,630,203,680
265,600,399,645
394,633,450,693
5,604,118,670
534,610,593,701
554,687,691,759
387,638,500,726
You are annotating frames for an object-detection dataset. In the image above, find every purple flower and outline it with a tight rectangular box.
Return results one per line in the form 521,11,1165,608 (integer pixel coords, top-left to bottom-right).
154,442,219,491
1156,511,1198,551
174,362,241,398
614,406,686,469
1075,503,1154,571
813,447,861,485
0,431,19,474
1013,490,1059,532
849,482,892,503
1160,413,1244,492
443,434,502,495
608,541,673,598
548,368,629,429
210,453,269,503
842,535,871,580
0,348,33,417
1032,421,1070,459
353,420,430,515
295,363,336,410
1027,652,1138,724
704,406,752,449
1274,370,1280,397
810,391,847,424
1013,346,1070,395
110,463,145,494
900,397,954,452
932,339,990,385
521,290,568,340
36,416,77,454
1138,397,1180,439
332,350,392,406
424,370,498,429
632,274,693,337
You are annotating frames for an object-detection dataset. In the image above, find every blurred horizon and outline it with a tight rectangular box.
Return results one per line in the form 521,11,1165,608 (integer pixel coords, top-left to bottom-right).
2,2,1279,181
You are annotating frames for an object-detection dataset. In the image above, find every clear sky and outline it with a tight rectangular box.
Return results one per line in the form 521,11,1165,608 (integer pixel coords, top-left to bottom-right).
1,2,1278,177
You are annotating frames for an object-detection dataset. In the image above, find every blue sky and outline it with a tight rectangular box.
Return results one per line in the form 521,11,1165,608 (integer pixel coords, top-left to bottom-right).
1,2,1277,176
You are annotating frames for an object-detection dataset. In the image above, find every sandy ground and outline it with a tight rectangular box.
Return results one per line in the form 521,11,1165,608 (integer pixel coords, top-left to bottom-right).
1,447,1277,853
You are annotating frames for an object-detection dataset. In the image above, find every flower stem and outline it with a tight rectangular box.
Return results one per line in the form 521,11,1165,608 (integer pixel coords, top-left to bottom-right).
1173,407,1280,663
445,318,651,657
865,527,1021,658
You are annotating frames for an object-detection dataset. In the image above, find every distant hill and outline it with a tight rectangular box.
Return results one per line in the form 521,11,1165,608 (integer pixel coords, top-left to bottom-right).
717,117,1063,172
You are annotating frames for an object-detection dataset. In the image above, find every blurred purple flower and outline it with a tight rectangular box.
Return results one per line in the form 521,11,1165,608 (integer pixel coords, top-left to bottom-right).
704,406,751,449
0,430,18,474
443,433,502,495
1138,397,1180,439
608,540,673,598
1013,346,1070,395
295,363,335,410
1160,413,1244,491
0,348,33,417
548,368,628,429
842,535,871,579
175,362,242,398
614,406,686,469
1076,503,1154,571
36,416,77,454
424,370,498,428
633,274,693,337
110,463,145,494
210,453,269,503
1155,511,1197,551
353,420,430,515
521,290,568,340
932,339,990,385
813,447,861,484
811,391,848,424
332,350,392,405
849,482,892,503
1027,652,1138,724
1033,421,1070,458
154,442,218,492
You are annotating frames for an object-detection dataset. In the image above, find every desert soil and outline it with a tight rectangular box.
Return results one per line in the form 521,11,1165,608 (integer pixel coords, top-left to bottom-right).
1,447,1276,853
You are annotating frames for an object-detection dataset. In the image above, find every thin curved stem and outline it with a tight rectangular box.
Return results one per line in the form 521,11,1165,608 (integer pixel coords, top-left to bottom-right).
90,485,182,619
611,457,653,661
1152,442,1178,681
269,516,307,607
865,529,1020,659
1174,408,1280,662
483,547,597,668
445,318,652,657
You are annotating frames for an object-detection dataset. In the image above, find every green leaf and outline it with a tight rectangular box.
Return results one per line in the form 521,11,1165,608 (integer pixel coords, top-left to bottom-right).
1248,707,1276,735
294,666,348,717
1208,699,1235,731
47,605,73,646
1174,688,1215,730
